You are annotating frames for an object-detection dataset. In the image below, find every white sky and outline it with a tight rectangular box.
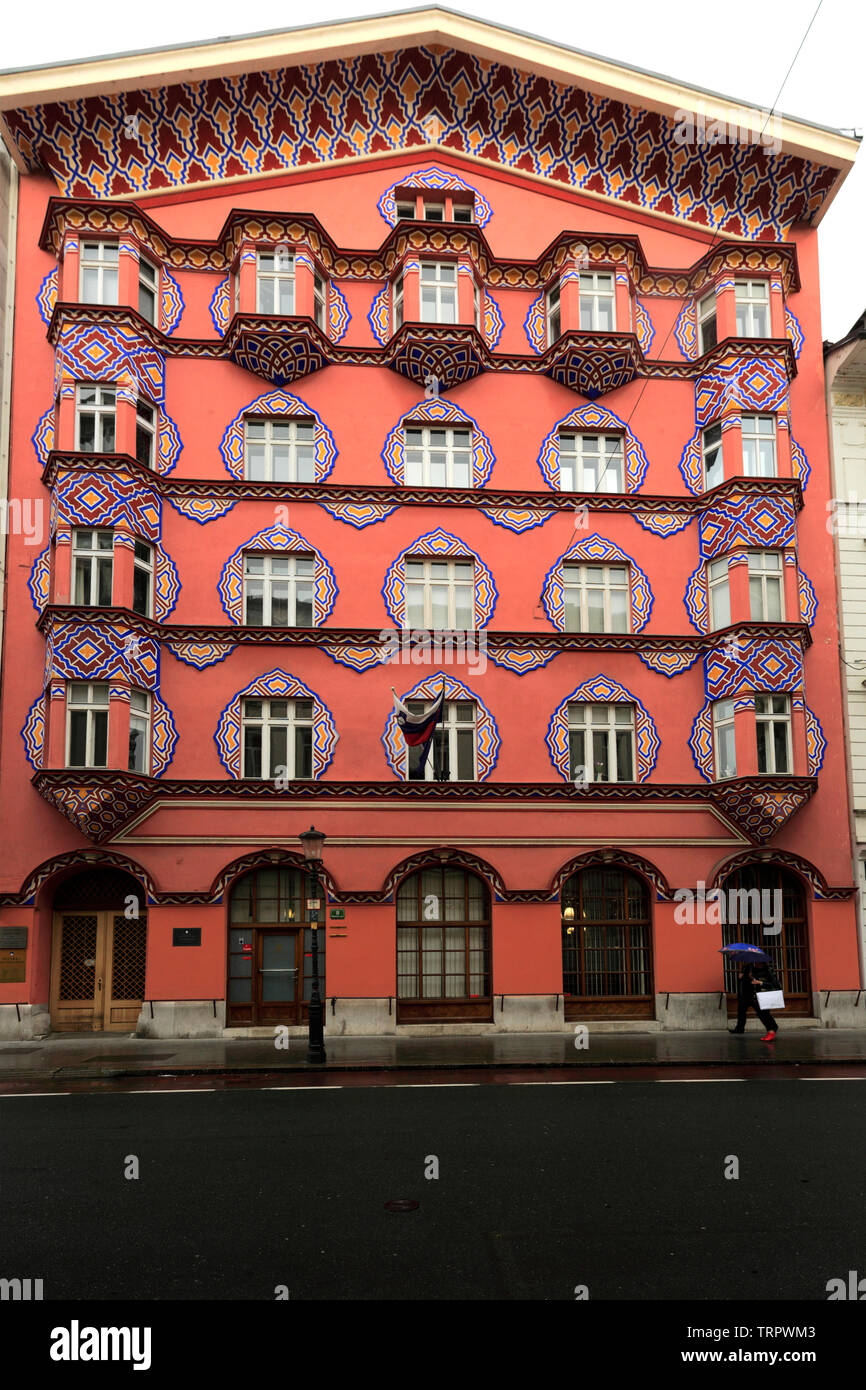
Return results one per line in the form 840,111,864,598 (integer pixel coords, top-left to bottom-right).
3,0,864,340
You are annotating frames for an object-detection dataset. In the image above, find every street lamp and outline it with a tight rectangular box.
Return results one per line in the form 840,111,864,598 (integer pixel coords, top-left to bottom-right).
299,825,327,1064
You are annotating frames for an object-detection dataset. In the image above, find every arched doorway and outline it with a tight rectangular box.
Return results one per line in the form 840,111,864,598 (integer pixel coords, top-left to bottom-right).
396,866,492,1021
227,865,324,1026
50,868,148,1032
720,864,812,1015
561,866,654,1018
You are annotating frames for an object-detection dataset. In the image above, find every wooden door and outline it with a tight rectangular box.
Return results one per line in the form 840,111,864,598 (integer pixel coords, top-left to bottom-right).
51,910,147,1032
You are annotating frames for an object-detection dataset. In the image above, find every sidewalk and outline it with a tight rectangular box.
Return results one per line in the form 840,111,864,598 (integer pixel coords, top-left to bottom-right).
2,1027,866,1080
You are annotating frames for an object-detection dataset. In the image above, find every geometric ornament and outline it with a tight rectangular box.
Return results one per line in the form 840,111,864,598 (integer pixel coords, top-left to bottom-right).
214,669,338,779
541,533,653,632
381,398,495,487
217,524,337,625
381,672,499,781
377,168,492,228
546,675,660,782
219,388,337,481
382,528,497,628
538,404,649,492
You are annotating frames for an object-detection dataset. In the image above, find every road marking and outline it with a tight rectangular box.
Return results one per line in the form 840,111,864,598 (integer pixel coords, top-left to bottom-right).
390,1083,477,1088
654,1078,744,1083
509,1080,614,1085
0,1092,72,1098
129,1088,216,1094
263,1085,343,1090
799,1076,866,1081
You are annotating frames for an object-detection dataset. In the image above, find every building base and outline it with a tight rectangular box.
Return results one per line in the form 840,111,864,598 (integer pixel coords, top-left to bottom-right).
136,1000,227,1038
811,990,866,1028
0,1003,50,1039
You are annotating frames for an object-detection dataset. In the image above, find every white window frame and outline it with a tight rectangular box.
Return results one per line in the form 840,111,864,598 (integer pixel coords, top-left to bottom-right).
256,249,295,315
735,279,770,338
66,682,110,769
313,271,327,331
129,690,151,774
419,261,457,324
72,529,114,607
76,385,116,452
707,556,731,630
755,694,792,775
546,281,561,345
741,414,777,478
132,540,154,618
138,257,159,324
242,552,316,627
244,415,316,483
406,699,476,782
241,697,314,780
452,201,474,223
698,291,717,354
702,421,724,489
403,424,473,488
579,272,615,332
135,399,156,469
748,551,784,622
79,241,119,306
404,556,475,630
562,562,631,633
713,699,737,779
423,200,445,221
567,702,635,783
558,432,624,493
393,273,404,330
396,200,416,221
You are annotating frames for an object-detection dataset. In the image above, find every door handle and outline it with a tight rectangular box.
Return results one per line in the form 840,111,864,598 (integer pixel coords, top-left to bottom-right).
97,977,103,992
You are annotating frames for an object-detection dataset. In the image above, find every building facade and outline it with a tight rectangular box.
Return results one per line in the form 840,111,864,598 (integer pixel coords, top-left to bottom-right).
0,11,862,1038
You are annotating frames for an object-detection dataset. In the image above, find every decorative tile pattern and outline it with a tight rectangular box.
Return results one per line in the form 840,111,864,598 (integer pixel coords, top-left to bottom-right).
708,780,815,844
166,494,237,524
209,277,232,334
482,292,504,349
480,507,554,534
704,635,802,699
166,640,232,670
674,299,697,359
382,528,497,628
52,471,161,541
695,357,788,426
638,647,702,677
798,569,817,627
28,546,51,614
160,270,184,334
21,694,46,770
36,268,58,326
323,642,387,673
55,322,165,403
524,294,546,354
32,407,55,465
789,435,810,490
538,404,649,492
368,284,391,345
328,283,350,342
381,673,499,781
156,411,182,474
541,533,653,632
318,501,399,528
488,646,558,674
633,509,693,537
546,675,659,782
154,546,180,619
699,493,797,558
151,692,178,776
377,167,493,228
219,388,337,481
684,562,708,633
47,620,160,689
804,704,826,775
382,398,495,487
215,669,338,779
217,524,337,625
634,300,655,354
785,308,804,360
688,700,714,781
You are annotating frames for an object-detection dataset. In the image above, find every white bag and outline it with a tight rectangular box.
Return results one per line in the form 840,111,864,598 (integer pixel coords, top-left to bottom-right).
756,989,785,1011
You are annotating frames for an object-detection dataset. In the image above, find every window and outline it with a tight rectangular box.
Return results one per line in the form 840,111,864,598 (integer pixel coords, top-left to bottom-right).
748,551,784,622
257,250,294,314
406,700,476,781
313,272,327,331
243,552,315,626
473,279,481,330
546,281,561,344
579,272,615,331
66,682,109,768
756,694,791,774
76,385,116,452
73,529,113,606
741,415,776,477
404,557,474,629
735,280,770,338
419,262,457,323
707,556,731,630
568,702,635,783
563,563,630,633
702,422,723,489
713,699,737,779
244,416,315,482
79,241,119,305
423,200,444,221
128,690,151,773
132,541,153,618
404,425,472,487
452,202,473,223
396,200,415,220
242,697,314,780
698,292,717,354
561,868,652,1005
138,258,158,324
393,274,404,330
396,868,490,1013
558,433,624,492
135,401,156,469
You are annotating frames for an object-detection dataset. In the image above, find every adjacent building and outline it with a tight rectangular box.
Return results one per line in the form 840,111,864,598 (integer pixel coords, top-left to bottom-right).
0,10,862,1038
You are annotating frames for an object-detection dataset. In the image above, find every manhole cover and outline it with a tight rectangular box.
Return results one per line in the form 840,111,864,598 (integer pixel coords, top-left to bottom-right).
384,1199,419,1213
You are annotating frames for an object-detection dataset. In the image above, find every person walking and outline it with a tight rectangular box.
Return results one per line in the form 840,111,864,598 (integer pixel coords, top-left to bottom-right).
729,959,780,1041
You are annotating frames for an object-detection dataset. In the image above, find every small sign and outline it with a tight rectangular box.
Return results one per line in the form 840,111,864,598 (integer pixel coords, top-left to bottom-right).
0,927,28,949
173,928,202,947
306,899,321,910
330,908,345,920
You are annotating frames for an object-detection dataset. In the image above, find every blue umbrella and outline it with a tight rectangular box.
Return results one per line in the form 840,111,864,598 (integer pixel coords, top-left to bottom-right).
719,943,770,960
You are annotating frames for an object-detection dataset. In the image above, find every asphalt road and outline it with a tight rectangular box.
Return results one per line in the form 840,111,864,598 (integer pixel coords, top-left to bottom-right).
1,1077,865,1301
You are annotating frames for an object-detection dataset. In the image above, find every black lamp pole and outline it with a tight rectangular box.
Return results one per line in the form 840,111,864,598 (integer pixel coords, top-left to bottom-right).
300,825,327,1064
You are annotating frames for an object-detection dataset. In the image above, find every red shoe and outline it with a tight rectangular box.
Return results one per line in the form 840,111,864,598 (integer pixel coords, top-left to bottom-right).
761,1030,776,1042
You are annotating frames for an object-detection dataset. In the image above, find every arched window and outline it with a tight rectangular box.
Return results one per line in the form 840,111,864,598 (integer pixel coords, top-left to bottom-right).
561,867,653,1018
227,866,324,1027
396,867,491,1022
720,865,811,1013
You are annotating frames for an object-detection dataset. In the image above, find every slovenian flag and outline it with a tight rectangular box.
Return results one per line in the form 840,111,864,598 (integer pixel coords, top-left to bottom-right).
392,685,445,779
